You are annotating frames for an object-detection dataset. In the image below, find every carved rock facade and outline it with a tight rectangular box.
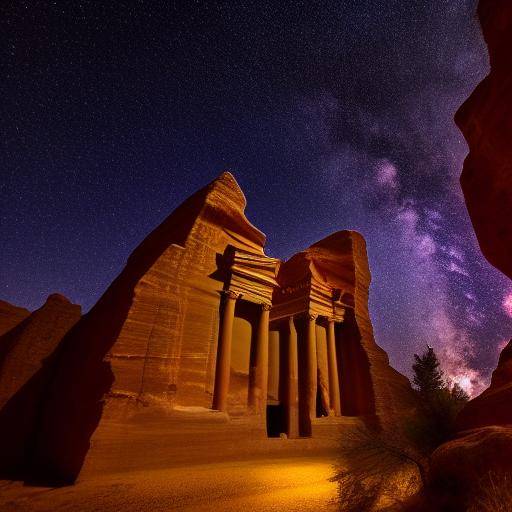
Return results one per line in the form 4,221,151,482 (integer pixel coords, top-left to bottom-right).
0,172,413,484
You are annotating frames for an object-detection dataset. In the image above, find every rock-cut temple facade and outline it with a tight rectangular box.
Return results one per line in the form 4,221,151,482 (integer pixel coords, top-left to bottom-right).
0,172,413,484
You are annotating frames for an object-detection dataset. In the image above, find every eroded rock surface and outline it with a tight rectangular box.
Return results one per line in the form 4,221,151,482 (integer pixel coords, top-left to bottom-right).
0,293,81,478
456,0,512,279
457,339,512,430
0,300,30,337
429,426,512,509
20,173,414,485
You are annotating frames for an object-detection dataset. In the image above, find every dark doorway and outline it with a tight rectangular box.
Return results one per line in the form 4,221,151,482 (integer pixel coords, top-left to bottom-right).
266,404,286,437
316,385,328,417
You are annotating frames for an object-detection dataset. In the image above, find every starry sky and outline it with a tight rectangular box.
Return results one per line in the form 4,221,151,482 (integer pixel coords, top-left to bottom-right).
2,1,511,395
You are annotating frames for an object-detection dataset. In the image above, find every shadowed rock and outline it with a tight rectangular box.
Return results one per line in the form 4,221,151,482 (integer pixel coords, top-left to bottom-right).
0,294,81,479
0,300,30,337
456,0,512,280
457,339,512,430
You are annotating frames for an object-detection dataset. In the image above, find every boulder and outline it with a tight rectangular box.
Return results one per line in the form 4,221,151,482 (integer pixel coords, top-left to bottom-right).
429,426,512,509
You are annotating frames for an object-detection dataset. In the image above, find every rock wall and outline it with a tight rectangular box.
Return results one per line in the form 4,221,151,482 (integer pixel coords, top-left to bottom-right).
457,339,512,430
455,0,512,280
0,294,81,479
31,172,271,484
307,232,415,426
3,173,415,484
0,300,30,337
454,0,512,431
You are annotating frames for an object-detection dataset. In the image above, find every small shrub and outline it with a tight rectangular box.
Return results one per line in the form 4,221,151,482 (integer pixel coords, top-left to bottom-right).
468,471,512,512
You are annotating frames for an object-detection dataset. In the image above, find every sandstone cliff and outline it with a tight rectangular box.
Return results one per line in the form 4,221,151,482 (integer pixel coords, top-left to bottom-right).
427,3,512,506
305,232,415,426
0,300,30,337
0,294,81,479
32,172,270,483
456,0,512,280
454,0,512,431
457,339,512,430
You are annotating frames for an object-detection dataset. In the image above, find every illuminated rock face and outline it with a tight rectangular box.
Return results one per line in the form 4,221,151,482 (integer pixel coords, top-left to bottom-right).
0,294,81,478
0,300,30,337
26,172,412,484
456,0,512,280
270,232,414,438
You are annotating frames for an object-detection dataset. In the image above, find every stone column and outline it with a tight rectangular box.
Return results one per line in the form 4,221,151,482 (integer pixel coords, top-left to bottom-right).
327,318,341,416
212,290,239,412
286,316,299,438
249,303,271,413
306,313,318,421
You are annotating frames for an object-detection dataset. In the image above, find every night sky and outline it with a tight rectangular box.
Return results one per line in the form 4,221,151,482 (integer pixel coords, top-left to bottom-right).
2,1,511,395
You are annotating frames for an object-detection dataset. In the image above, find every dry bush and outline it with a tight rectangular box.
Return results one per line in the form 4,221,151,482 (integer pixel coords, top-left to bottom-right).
332,425,423,511
468,472,512,512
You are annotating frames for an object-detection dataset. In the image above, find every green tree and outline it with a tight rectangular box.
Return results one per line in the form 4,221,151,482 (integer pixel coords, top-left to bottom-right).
412,345,445,396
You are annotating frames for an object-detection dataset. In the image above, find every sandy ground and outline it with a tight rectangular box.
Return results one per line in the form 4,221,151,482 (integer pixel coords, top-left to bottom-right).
0,456,339,512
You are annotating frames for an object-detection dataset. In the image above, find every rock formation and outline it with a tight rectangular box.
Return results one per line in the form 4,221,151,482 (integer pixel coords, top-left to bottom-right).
270,231,414,438
0,294,81,479
454,0,512,432
426,3,512,507
0,172,412,485
457,339,512,431
0,300,30,337
455,0,512,280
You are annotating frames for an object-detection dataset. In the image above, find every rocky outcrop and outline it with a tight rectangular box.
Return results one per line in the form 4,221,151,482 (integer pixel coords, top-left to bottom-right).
0,294,81,479
303,232,415,426
15,172,414,485
0,300,30,337
455,0,512,280
427,3,512,507
429,426,512,509
31,172,272,484
457,339,512,430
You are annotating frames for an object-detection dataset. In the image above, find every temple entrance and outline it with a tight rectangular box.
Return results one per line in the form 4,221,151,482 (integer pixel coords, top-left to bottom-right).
266,403,286,437
316,385,328,417
266,329,287,437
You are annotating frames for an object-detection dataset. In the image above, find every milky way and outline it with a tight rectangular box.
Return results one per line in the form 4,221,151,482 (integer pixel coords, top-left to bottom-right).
2,1,511,394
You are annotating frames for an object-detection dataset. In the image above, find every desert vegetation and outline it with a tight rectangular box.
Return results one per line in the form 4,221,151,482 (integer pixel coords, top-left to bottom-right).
333,346,471,511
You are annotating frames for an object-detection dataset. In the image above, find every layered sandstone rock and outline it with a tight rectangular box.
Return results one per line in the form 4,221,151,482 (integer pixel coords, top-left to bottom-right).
276,232,414,428
456,0,512,280
457,339,512,430
0,300,30,337
0,294,81,478
427,4,512,506
25,173,413,485
32,172,275,483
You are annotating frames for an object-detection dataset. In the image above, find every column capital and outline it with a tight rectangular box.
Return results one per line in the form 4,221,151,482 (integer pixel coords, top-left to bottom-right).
223,289,241,301
327,317,336,324
307,313,318,321
261,303,272,311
